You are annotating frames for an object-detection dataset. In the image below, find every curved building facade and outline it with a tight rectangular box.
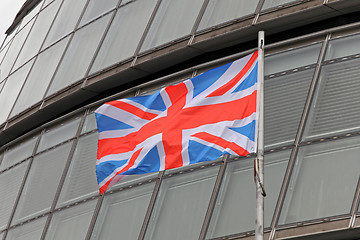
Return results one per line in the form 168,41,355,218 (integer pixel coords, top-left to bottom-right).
0,0,360,239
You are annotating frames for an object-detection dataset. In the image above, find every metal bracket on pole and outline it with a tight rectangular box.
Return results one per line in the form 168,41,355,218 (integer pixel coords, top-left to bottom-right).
254,157,267,197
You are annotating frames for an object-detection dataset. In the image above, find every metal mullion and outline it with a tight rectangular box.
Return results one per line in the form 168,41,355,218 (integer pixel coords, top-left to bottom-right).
138,171,164,240
349,177,360,228
41,0,87,100
198,155,229,240
2,129,43,240
4,0,49,123
189,0,209,38
82,0,123,80
252,0,266,25
132,0,163,59
40,110,87,240
268,33,331,239
84,194,104,240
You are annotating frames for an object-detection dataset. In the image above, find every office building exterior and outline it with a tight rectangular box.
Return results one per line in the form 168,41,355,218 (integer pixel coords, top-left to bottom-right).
0,0,360,239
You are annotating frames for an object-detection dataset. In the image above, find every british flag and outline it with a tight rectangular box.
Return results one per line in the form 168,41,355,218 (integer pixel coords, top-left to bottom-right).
95,51,258,194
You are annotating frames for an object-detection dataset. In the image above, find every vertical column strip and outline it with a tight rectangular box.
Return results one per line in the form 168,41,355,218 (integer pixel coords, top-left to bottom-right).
83,0,123,80
198,155,228,240
138,171,164,240
268,33,330,240
2,129,43,240
85,195,105,240
41,0,91,100
132,0,163,58
40,111,88,240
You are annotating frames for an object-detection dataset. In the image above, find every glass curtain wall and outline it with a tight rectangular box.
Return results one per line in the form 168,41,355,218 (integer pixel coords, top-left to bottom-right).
1,2,360,239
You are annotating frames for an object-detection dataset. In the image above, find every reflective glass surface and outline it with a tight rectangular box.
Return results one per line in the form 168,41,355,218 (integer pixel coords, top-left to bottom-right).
91,183,156,240
90,0,158,74
325,33,360,60
279,136,360,224
265,43,321,75
207,151,289,238
11,36,70,117
13,142,73,224
81,111,97,134
79,0,119,27
198,0,258,31
265,69,314,148
13,0,61,71
0,59,34,124
42,0,87,49
45,200,97,240
6,216,46,240
47,13,111,96
140,0,204,52
0,162,28,231
57,133,99,206
17,1,43,30
262,0,298,10
145,166,219,240
303,59,360,140
37,116,81,152
0,21,33,82
0,135,37,171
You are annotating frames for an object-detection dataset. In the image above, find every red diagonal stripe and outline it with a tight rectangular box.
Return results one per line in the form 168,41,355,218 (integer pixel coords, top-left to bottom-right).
108,101,158,120
207,51,258,97
192,132,249,156
99,148,142,194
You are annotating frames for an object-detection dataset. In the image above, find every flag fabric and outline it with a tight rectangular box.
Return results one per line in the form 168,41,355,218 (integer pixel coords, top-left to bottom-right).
95,51,258,194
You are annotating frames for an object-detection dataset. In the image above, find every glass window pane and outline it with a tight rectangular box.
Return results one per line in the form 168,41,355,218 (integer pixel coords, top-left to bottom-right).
0,135,38,171
262,0,298,10
42,0,87,49
58,133,99,206
79,0,118,27
303,59,360,140
265,69,314,149
279,136,360,224
13,0,62,71
0,40,11,66
90,0,158,74
0,21,33,82
13,142,73,224
140,0,204,52
198,0,258,31
18,1,43,30
46,14,111,96
91,183,155,240
11,36,70,117
325,34,360,60
0,161,29,231
6,216,46,240
0,59,34,124
37,116,81,152
144,166,219,240
207,151,289,238
81,111,97,134
45,199,97,240
265,43,321,75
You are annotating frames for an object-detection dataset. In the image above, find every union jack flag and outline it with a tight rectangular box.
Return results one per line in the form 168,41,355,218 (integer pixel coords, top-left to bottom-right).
95,51,258,194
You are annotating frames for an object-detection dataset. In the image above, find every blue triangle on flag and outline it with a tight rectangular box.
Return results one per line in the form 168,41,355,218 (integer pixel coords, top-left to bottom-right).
125,146,160,174
232,63,257,93
127,92,167,112
188,140,224,164
191,62,232,98
230,120,255,142
95,113,133,132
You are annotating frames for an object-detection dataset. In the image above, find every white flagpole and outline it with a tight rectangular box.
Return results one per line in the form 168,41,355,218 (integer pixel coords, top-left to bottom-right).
255,31,265,240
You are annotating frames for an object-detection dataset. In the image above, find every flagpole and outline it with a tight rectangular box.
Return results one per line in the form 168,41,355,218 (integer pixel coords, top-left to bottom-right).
255,31,265,240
